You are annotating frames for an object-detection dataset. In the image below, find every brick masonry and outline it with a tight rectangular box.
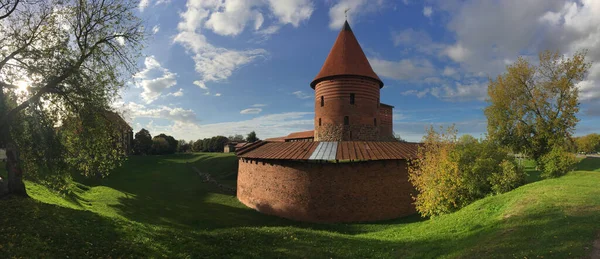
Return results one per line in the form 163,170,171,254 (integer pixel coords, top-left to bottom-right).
313,76,394,141
237,158,416,223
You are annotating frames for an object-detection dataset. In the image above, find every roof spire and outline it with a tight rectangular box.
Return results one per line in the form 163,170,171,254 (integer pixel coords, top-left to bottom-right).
344,7,350,20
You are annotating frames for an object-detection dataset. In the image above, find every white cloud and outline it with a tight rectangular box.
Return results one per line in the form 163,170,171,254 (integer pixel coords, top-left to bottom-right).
139,0,171,12
328,0,386,30
252,103,267,107
164,112,314,141
240,108,262,114
391,29,446,55
292,90,312,99
174,1,268,97
444,43,470,63
204,0,264,36
167,88,184,97
442,66,457,77
214,93,222,96
152,25,160,34
120,102,199,124
402,82,488,102
133,56,177,104
369,58,436,81
423,6,433,17
267,0,314,26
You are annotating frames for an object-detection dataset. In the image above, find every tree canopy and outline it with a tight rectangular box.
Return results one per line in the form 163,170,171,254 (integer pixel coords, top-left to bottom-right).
485,50,590,160
246,131,258,143
0,0,145,196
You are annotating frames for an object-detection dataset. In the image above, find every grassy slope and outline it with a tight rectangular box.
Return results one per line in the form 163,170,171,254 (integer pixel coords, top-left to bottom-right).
1,155,599,258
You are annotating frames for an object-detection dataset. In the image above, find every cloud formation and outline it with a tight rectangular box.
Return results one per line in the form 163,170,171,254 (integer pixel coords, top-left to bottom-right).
133,56,177,104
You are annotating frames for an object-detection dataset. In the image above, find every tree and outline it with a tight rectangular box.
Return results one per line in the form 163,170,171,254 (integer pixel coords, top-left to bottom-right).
192,139,204,152
151,137,170,155
246,131,259,143
133,129,152,155
485,50,590,161
155,134,177,154
0,0,145,196
575,133,600,154
408,126,525,217
177,139,190,153
228,134,244,142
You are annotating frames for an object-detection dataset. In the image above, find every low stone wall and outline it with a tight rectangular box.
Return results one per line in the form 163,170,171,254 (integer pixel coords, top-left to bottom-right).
237,159,416,223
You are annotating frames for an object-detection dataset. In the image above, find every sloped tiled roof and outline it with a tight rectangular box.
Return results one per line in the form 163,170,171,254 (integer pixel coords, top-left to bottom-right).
311,21,383,88
237,141,420,162
103,111,132,131
285,130,314,140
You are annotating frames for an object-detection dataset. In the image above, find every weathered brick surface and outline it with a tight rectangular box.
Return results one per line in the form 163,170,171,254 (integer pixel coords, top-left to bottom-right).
314,77,381,141
237,159,416,223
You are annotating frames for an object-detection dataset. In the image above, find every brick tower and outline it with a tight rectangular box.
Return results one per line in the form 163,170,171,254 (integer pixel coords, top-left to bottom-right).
312,21,390,141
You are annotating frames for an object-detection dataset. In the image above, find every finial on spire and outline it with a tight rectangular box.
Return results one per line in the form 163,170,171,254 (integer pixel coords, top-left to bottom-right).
344,7,350,20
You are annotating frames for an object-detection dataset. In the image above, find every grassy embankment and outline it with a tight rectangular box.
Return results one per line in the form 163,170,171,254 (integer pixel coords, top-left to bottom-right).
1,153,599,258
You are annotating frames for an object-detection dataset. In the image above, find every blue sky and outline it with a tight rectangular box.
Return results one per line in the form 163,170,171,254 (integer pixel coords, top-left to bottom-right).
116,0,600,142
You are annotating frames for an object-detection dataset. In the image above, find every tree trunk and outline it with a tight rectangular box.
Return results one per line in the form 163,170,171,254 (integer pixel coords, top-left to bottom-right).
5,143,27,197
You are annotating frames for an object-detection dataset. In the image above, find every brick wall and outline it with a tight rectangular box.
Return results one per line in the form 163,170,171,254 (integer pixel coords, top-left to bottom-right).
237,158,416,223
378,105,394,140
314,77,381,141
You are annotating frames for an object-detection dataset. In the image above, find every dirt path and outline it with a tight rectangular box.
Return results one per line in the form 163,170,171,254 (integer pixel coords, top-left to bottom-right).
189,164,236,195
592,232,600,259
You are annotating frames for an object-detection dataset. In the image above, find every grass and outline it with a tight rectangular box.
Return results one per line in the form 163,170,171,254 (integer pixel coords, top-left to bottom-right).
1,153,599,258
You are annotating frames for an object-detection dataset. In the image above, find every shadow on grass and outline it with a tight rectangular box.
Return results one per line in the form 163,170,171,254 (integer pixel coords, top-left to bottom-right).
0,197,145,258
576,157,600,172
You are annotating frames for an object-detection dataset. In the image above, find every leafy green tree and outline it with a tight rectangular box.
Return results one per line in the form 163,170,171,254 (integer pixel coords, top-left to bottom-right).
151,137,170,155
177,139,190,153
192,139,204,152
409,126,525,217
0,0,145,196
155,134,177,154
575,133,600,154
246,131,259,143
485,50,590,161
133,129,153,155
228,134,244,142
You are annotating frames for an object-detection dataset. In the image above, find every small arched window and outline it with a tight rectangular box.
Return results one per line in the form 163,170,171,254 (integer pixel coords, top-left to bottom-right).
374,118,377,126
318,118,321,126
320,96,324,107
350,93,355,104
344,116,349,125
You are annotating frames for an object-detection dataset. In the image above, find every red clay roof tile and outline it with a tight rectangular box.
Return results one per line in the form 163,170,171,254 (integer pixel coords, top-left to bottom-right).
311,21,383,88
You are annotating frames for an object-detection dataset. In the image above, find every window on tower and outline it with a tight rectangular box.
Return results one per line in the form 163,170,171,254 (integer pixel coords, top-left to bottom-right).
350,93,355,104
320,96,324,107
344,116,349,125
319,118,321,126
374,118,377,126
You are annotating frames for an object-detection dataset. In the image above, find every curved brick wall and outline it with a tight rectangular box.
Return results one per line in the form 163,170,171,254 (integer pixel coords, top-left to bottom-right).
314,76,381,141
237,158,416,223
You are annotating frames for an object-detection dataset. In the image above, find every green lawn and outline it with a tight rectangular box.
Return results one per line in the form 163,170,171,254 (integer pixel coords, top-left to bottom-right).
1,154,600,258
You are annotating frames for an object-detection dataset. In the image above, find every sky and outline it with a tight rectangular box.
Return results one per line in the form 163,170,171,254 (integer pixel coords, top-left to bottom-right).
115,0,600,142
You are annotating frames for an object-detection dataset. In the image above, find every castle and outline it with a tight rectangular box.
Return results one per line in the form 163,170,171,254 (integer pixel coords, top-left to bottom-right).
236,21,419,223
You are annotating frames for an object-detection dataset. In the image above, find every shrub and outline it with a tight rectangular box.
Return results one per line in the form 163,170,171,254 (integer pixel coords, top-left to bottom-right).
409,126,527,217
489,160,526,194
539,146,577,178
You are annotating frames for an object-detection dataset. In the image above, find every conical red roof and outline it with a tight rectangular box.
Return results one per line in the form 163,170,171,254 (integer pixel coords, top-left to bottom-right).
311,21,383,88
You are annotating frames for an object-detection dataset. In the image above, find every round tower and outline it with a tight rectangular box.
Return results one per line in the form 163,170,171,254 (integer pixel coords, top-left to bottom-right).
311,21,384,141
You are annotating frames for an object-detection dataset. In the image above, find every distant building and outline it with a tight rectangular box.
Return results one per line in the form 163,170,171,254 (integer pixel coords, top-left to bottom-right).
236,21,419,223
224,142,248,153
103,111,133,156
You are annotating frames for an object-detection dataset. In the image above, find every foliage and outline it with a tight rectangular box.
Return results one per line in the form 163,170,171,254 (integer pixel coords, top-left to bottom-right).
177,139,191,153
485,50,590,161
409,126,526,217
574,133,600,154
539,145,578,178
155,134,177,154
192,139,204,152
489,160,526,194
133,129,153,155
2,153,600,258
228,134,244,142
0,0,145,195
246,131,259,143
